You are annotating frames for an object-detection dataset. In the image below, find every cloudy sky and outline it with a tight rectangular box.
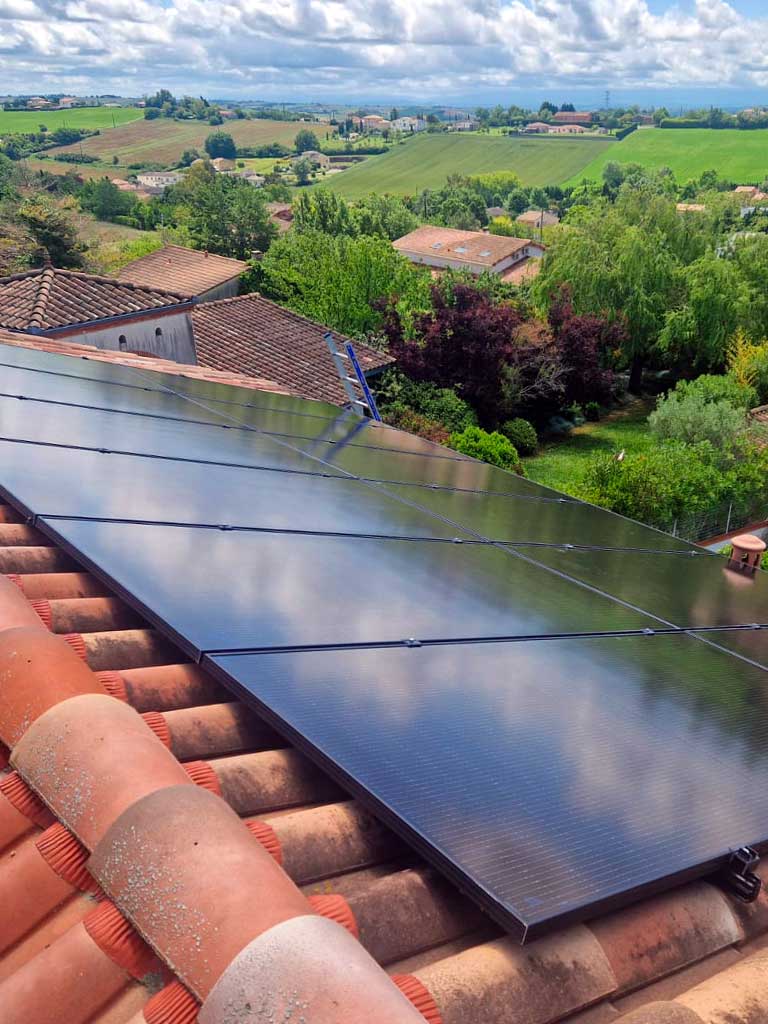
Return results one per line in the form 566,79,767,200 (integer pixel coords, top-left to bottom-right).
1,0,767,104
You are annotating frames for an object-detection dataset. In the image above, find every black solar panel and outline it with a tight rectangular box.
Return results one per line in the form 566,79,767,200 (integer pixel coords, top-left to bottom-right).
3,340,768,942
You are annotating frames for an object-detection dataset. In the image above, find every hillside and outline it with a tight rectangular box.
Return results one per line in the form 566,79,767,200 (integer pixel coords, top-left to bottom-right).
0,106,142,133
325,133,614,198
567,127,768,184
46,117,332,172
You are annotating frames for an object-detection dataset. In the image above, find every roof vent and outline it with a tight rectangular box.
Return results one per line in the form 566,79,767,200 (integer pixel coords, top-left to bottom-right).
726,534,766,577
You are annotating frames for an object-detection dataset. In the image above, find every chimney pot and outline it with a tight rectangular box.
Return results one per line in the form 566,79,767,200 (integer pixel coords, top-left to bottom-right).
726,533,766,577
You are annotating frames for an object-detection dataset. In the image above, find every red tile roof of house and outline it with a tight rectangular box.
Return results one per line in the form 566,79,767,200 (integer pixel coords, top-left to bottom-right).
552,111,593,124
117,245,248,298
393,226,530,267
191,292,393,405
2,343,768,1023
0,266,189,332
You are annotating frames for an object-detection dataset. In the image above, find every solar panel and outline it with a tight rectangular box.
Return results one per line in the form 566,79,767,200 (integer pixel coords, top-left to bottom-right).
209,634,768,939
37,519,653,656
3,339,768,942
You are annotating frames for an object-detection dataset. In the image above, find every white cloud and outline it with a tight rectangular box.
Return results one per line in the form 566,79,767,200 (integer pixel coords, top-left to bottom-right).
0,0,766,98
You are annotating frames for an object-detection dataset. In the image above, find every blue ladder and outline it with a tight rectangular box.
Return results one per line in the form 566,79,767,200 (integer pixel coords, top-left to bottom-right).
324,331,382,421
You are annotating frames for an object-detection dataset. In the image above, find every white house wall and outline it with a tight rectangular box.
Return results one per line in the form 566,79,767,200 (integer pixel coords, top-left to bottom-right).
58,310,196,363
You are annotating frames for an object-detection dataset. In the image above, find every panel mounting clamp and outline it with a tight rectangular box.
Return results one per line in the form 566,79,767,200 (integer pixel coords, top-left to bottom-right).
719,846,762,903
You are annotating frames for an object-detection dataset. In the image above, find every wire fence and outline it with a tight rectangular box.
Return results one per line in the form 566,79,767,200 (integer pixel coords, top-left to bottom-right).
644,502,768,544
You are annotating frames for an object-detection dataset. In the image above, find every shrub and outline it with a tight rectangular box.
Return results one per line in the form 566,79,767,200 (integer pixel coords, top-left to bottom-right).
648,391,747,448
566,402,585,426
673,373,756,410
448,426,524,473
580,442,727,529
383,405,450,445
584,401,601,421
500,417,537,455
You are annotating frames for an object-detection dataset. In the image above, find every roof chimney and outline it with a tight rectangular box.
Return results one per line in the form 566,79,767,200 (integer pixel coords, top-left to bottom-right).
725,534,766,577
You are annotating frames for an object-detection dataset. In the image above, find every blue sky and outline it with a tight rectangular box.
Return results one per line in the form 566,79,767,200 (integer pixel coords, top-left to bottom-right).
0,0,767,104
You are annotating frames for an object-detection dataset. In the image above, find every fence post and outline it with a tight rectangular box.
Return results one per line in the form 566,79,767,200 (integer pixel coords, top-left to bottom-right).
725,503,732,535
672,519,677,537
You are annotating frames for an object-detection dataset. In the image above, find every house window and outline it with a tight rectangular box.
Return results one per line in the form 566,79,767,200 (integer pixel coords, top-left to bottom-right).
118,335,127,351
155,327,163,338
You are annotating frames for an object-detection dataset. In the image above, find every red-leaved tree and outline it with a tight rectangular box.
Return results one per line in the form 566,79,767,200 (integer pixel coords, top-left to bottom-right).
381,283,527,424
548,285,621,406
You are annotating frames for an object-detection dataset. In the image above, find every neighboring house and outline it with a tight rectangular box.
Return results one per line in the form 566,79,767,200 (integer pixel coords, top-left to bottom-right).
486,206,507,220
516,209,560,228
552,110,594,126
392,116,427,133
549,124,587,134
524,121,551,133
266,201,294,233
57,96,76,109
135,171,184,193
0,265,196,360
360,115,391,133
118,245,248,302
294,150,330,169
211,157,236,173
733,185,768,201
451,119,479,131
26,96,49,110
191,292,393,405
393,226,545,280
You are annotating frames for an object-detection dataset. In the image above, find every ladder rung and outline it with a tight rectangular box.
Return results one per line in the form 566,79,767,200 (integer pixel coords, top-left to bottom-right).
344,376,362,385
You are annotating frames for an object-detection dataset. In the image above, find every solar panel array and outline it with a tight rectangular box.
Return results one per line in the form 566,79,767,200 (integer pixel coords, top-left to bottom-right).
3,340,768,941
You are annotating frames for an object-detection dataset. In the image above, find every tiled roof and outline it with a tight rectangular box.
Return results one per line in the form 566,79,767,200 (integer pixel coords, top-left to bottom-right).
393,226,530,267
117,245,248,298
0,328,294,395
191,292,393,405
2,456,768,1021
0,267,188,332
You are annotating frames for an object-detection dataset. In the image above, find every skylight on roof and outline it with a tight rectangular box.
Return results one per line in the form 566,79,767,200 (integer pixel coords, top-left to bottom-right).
479,250,492,257
431,242,443,249
455,246,468,254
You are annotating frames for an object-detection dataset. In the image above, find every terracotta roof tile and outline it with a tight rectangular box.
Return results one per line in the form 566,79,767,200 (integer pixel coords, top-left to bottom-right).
117,245,248,298
0,267,188,331
1,346,768,1023
191,292,393,405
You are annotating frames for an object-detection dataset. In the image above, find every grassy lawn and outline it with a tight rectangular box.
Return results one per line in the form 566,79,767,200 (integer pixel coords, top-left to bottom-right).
567,127,768,185
324,133,614,198
523,399,653,495
0,106,142,133
46,117,332,170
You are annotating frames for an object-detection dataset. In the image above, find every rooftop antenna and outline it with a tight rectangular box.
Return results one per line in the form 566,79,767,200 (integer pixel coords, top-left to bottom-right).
605,89,611,111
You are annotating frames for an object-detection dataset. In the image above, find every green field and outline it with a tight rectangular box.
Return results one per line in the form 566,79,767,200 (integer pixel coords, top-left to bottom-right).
0,106,141,134
324,133,614,198
47,117,332,171
568,127,768,184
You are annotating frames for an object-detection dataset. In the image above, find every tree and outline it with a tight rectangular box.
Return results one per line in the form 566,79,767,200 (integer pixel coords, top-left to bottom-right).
204,131,236,160
17,195,84,268
294,128,320,154
381,283,527,424
390,107,399,122
293,188,355,235
257,230,425,338
179,148,201,167
79,178,137,222
548,286,618,405
293,157,314,185
353,194,418,239
187,177,276,259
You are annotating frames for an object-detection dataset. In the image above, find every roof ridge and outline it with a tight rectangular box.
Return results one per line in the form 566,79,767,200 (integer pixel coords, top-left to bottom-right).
27,265,55,330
